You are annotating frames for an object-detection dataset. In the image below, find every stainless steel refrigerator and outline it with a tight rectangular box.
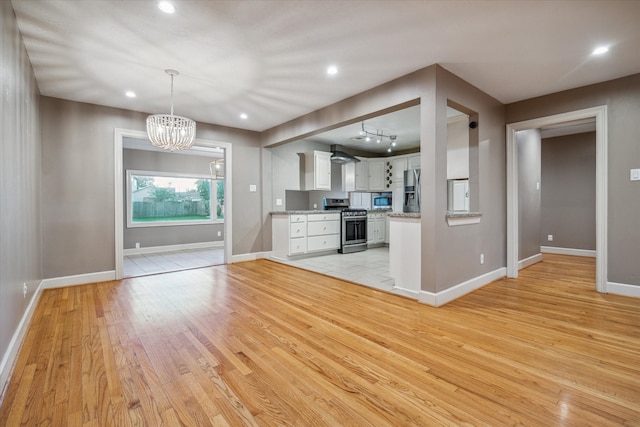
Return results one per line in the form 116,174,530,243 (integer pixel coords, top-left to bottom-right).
403,168,421,213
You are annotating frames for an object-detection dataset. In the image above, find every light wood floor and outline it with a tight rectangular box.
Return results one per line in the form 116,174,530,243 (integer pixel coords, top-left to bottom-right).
1,254,638,426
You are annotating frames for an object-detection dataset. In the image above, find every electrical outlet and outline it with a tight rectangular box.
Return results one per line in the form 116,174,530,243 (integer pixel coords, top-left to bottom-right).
548,234,553,241
23,283,27,298
217,231,221,237
135,242,140,249
480,253,484,265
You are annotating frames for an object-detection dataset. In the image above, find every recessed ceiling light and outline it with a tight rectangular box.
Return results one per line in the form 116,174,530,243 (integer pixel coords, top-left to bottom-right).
327,65,338,75
125,91,136,98
240,113,248,120
158,1,176,14
592,46,609,55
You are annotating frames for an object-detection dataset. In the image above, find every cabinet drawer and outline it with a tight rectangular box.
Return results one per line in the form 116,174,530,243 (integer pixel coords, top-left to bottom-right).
289,214,307,224
289,237,306,255
307,213,340,222
307,234,340,252
290,222,307,238
307,220,339,236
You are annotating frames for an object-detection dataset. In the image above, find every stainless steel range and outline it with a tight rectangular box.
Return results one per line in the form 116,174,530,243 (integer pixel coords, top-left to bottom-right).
324,198,367,254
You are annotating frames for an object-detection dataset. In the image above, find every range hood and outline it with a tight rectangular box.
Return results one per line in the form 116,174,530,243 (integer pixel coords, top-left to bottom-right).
330,145,360,164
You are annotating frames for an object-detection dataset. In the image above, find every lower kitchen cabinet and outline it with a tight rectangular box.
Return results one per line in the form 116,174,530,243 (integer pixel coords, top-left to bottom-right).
367,212,387,246
272,212,340,259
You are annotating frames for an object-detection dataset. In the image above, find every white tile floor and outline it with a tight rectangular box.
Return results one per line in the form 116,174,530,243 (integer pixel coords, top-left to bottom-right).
123,247,225,277
276,247,399,294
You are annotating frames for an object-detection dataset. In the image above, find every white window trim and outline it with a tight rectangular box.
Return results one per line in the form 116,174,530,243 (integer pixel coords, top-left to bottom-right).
126,169,223,228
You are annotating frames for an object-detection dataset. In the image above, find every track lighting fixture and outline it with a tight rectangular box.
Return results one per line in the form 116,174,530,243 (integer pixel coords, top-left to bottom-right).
359,122,398,152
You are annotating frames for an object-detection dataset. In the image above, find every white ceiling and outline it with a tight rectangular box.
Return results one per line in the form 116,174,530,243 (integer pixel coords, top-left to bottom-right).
11,0,640,136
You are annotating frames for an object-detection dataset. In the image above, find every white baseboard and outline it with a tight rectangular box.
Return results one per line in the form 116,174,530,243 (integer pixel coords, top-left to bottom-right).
41,270,116,289
519,253,543,270
540,246,596,257
0,280,44,400
123,240,224,256
418,267,507,307
607,281,640,299
391,286,420,299
231,251,269,263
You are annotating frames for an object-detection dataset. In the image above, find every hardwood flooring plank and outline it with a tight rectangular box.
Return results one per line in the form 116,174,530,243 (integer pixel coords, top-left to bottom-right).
1,254,639,425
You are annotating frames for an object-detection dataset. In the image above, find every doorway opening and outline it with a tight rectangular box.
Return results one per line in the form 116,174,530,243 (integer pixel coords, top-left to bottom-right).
506,106,607,293
114,129,233,279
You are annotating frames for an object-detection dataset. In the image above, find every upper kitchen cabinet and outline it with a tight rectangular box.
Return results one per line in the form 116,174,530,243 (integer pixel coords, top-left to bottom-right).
344,157,369,191
391,157,407,186
408,154,421,170
368,159,386,191
304,150,332,190
355,158,369,191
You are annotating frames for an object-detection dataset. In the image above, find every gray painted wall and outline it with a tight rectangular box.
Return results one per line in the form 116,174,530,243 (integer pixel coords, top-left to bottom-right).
262,65,507,294
40,97,262,278
506,73,640,286
541,132,596,250
122,148,224,249
0,1,42,381
517,129,542,260
269,140,347,211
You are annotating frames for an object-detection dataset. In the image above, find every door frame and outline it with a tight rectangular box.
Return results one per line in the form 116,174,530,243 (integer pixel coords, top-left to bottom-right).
506,105,607,292
113,128,233,279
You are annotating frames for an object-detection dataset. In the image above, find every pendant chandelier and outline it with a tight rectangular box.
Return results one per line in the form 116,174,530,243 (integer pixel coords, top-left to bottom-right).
146,69,196,151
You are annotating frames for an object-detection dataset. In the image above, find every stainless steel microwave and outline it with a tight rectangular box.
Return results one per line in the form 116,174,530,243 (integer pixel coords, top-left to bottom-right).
373,196,392,208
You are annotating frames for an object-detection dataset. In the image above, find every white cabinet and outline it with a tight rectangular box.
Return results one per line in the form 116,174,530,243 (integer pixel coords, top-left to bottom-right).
272,212,340,259
350,192,371,210
368,159,386,191
304,151,331,190
367,212,386,246
343,162,355,192
391,157,407,187
355,158,369,191
392,187,404,213
306,213,340,252
287,215,307,255
408,154,421,170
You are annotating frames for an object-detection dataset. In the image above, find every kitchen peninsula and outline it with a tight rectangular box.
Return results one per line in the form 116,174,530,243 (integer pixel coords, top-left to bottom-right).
388,213,421,296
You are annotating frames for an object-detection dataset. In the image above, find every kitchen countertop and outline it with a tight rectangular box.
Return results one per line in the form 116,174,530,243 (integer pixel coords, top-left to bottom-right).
388,212,421,218
270,210,328,215
271,209,394,215
446,211,482,217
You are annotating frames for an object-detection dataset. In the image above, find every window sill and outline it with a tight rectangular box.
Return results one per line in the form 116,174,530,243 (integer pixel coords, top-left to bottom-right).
446,212,482,226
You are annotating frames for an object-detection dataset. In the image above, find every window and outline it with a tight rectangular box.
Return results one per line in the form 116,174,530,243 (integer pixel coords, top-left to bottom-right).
126,170,224,228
